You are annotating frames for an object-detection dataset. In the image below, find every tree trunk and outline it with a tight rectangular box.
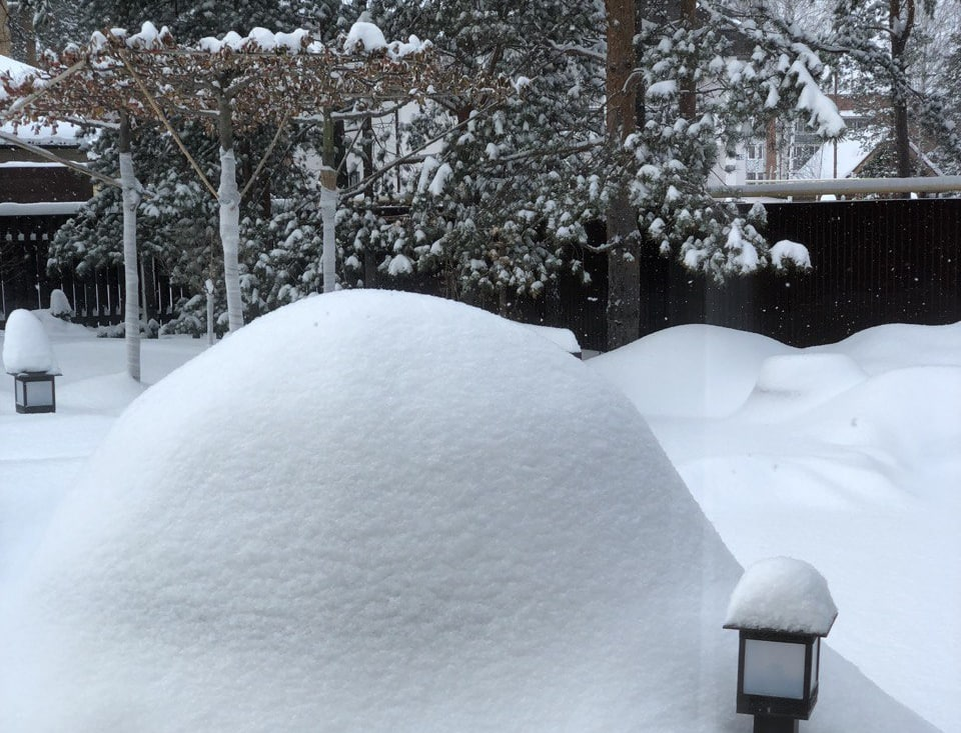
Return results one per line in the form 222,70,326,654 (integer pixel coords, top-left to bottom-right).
205,278,216,345
320,112,338,294
19,4,37,66
118,111,141,381
0,0,11,58
361,115,378,288
890,0,915,178
605,0,640,350
218,94,244,333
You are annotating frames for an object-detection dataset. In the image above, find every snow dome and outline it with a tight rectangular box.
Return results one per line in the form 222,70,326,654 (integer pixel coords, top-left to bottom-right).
0,292,936,733
725,557,837,636
1,309,59,374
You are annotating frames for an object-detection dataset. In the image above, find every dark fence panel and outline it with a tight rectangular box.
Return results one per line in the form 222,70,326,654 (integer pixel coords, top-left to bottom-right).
5,199,960,349
1,215,186,330
751,198,961,346
559,198,961,350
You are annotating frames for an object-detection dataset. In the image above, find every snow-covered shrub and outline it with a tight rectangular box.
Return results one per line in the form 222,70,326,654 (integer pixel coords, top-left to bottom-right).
48,289,74,320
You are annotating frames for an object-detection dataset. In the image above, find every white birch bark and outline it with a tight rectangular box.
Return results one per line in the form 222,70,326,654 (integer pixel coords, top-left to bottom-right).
320,166,338,294
219,147,244,333
119,151,141,381
205,278,216,346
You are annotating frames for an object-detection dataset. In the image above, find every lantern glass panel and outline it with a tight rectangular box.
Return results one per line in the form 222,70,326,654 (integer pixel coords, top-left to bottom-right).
743,638,806,699
15,378,25,406
27,379,55,407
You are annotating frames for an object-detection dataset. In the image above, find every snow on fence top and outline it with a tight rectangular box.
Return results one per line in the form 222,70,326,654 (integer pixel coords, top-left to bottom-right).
1,309,59,375
725,556,838,636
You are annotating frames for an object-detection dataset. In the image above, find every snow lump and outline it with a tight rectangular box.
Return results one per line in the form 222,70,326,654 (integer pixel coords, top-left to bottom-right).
0,292,937,733
1,309,59,374
725,557,838,636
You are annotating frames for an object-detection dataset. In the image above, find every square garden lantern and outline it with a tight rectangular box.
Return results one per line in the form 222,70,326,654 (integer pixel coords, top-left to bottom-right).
724,557,837,733
2,309,61,414
13,370,59,413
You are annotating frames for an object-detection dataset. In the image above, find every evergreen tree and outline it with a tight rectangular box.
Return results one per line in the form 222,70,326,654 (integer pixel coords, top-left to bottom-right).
354,0,843,343
829,0,961,175
360,0,603,314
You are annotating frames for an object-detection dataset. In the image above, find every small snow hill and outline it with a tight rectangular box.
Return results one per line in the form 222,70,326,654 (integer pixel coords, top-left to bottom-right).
0,292,938,733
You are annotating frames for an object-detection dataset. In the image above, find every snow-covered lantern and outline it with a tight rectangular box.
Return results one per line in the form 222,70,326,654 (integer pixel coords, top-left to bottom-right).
2,309,61,414
723,557,837,733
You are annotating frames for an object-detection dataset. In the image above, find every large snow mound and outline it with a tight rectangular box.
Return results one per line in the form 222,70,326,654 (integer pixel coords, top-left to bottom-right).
0,293,939,733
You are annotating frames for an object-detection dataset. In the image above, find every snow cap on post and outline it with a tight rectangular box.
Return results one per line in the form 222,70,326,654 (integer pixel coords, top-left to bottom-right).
1,309,60,375
724,556,837,636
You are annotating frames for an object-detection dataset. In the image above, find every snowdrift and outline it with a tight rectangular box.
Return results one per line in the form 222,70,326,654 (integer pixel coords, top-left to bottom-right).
0,292,938,732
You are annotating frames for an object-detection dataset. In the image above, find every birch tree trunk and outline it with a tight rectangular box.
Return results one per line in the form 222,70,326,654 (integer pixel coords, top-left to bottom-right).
205,278,216,346
118,112,141,381
320,112,338,294
320,167,338,294
218,95,244,333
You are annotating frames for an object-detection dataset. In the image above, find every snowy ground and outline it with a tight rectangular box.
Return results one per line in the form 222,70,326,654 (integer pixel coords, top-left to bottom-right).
0,309,957,731
590,322,961,733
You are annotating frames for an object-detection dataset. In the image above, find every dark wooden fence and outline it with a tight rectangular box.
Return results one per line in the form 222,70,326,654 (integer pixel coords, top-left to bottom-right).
1,214,186,329
4,198,961,349
534,198,961,351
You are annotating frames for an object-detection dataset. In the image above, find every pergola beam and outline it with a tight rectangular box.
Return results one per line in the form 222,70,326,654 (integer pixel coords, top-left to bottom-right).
711,176,961,199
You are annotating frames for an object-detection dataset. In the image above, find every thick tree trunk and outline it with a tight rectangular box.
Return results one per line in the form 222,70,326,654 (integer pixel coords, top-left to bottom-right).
19,4,36,66
890,0,915,178
118,112,141,381
605,0,640,350
0,0,11,58
893,102,911,176
218,95,244,333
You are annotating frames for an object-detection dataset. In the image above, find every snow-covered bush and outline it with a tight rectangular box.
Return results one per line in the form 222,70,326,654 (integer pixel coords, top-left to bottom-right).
48,289,74,320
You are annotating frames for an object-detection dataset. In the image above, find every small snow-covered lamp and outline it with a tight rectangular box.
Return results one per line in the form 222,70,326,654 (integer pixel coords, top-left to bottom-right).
2,309,61,414
724,557,837,733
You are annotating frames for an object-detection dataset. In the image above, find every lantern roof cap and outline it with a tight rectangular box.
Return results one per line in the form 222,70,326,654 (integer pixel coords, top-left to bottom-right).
724,556,837,637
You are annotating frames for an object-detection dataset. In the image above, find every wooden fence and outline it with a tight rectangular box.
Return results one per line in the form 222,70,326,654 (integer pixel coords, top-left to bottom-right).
4,198,960,349
534,197,961,351
1,214,186,329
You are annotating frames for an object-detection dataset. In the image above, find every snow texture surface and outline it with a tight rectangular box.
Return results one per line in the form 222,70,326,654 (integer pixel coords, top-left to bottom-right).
725,557,837,636
0,296,941,733
522,324,581,354
1,309,58,374
591,320,961,732
0,292,736,732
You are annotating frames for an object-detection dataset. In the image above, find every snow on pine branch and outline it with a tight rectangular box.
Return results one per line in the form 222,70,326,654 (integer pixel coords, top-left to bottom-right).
784,45,845,139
